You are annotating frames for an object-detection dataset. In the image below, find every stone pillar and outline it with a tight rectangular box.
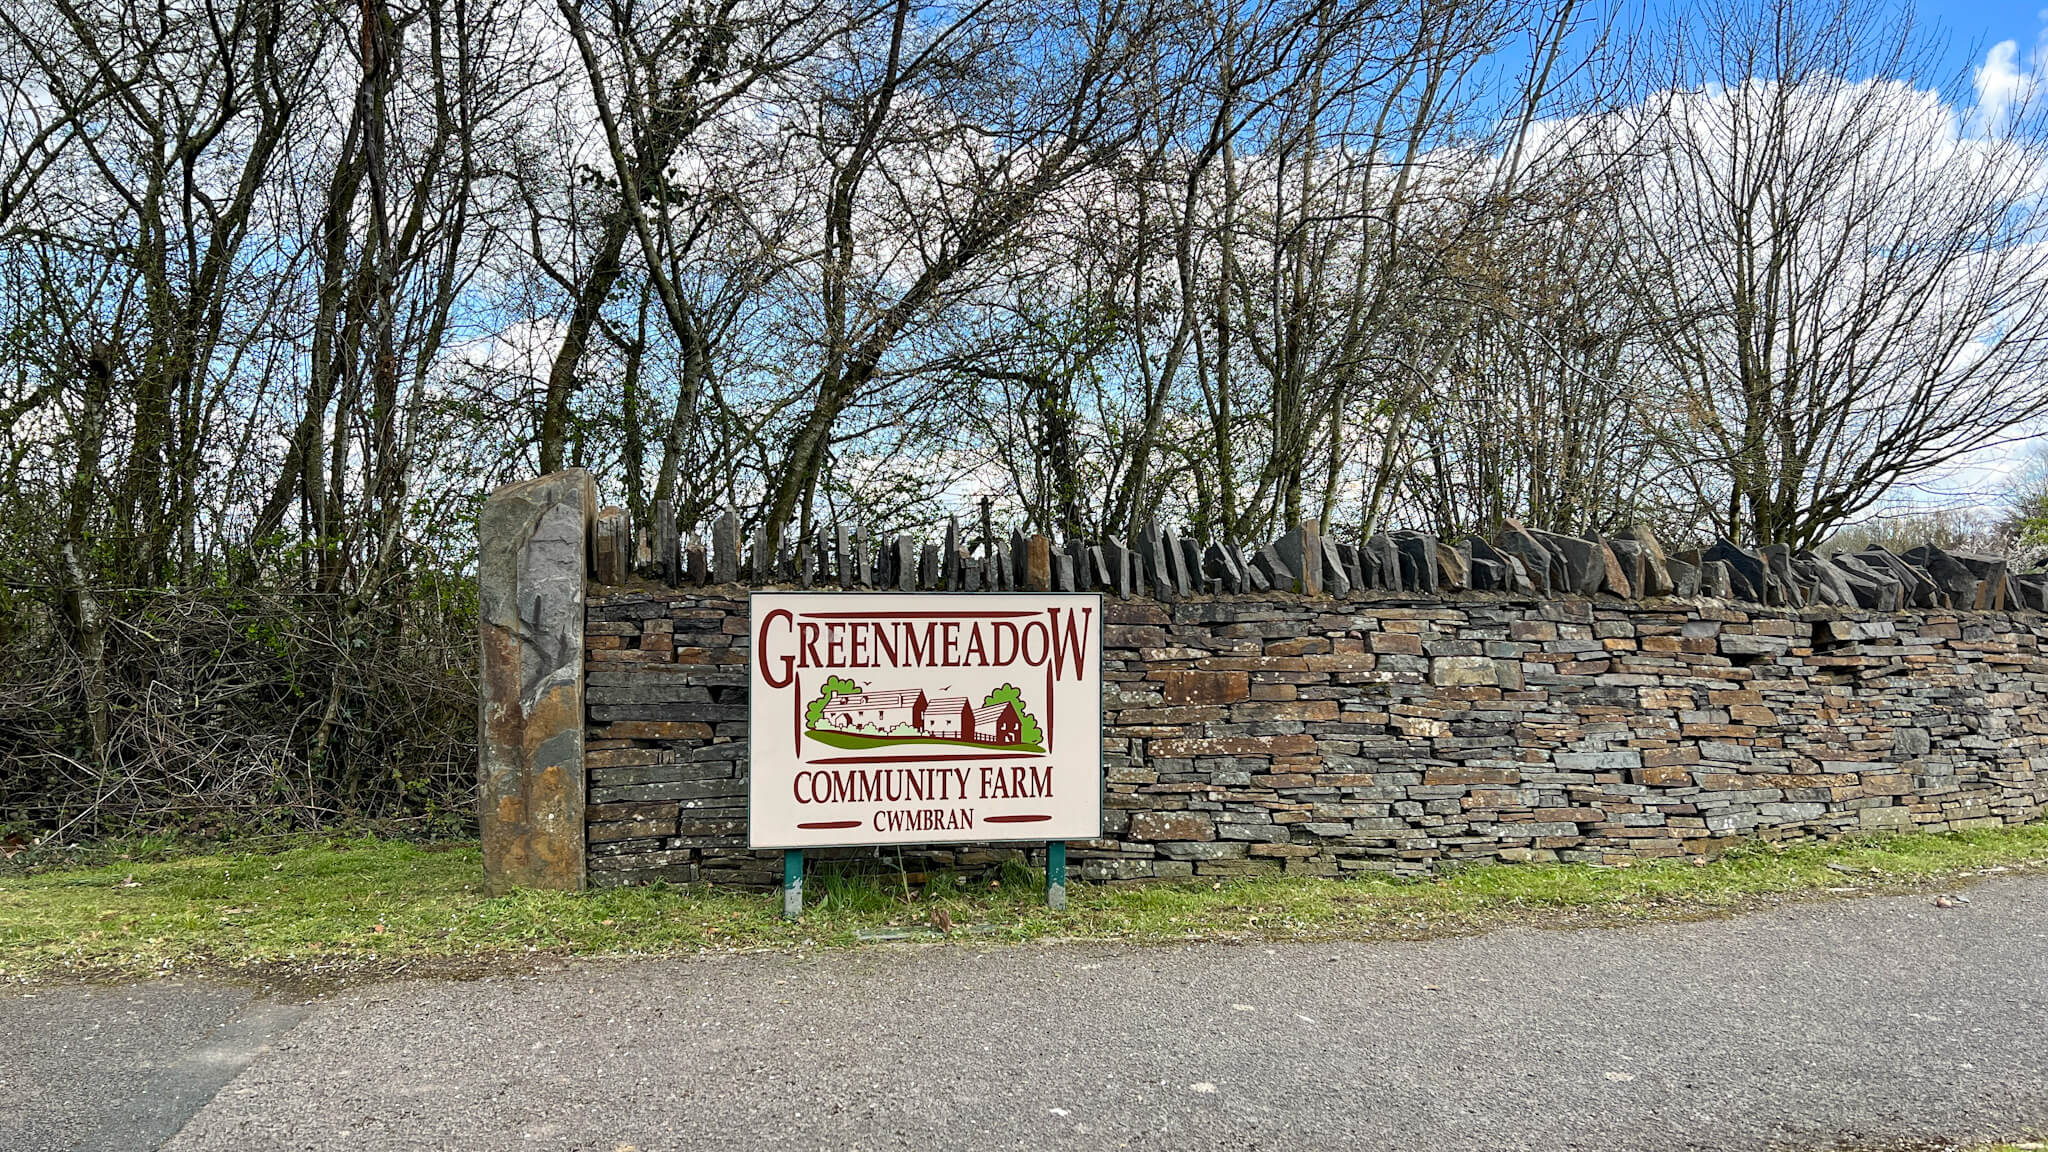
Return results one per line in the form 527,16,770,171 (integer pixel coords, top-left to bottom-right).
478,469,594,894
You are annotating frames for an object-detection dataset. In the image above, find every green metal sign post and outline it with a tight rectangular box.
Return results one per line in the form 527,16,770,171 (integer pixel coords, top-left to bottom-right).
782,849,803,919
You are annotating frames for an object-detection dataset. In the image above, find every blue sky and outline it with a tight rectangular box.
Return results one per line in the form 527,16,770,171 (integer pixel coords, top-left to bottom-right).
1927,0,2043,76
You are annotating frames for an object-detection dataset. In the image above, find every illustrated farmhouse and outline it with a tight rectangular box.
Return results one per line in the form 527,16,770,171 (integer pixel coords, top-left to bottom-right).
817,689,1022,745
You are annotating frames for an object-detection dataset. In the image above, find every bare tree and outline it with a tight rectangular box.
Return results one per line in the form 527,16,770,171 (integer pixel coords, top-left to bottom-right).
1625,0,2048,547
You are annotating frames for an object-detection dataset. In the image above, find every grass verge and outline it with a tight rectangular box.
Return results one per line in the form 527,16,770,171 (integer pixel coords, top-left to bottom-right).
4,824,2047,985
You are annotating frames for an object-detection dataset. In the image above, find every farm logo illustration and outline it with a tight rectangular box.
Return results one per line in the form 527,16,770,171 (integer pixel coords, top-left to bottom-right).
805,680,1043,752
747,592,1103,849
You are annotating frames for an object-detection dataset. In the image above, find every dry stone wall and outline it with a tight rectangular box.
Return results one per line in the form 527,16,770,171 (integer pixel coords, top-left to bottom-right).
582,587,2047,887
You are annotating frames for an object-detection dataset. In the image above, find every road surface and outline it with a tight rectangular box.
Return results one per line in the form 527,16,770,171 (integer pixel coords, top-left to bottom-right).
7,875,2047,1151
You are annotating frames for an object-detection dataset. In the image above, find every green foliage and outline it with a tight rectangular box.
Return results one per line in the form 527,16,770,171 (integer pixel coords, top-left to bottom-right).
804,676,861,729
980,683,1042,745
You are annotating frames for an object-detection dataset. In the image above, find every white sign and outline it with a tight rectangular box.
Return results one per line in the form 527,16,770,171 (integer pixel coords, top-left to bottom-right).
747,592,1103,849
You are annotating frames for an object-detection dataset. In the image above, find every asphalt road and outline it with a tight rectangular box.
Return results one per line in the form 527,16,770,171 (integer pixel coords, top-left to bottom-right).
8,876,2048,1152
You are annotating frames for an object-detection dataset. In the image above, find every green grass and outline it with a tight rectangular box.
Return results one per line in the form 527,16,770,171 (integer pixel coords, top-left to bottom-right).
4,824,2047,984
805,729,1044,753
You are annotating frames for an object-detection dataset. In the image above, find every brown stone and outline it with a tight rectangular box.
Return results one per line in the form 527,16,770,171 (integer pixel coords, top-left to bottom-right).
1369,632,1423,655
1265,637,1331,656
1150,734,1318,758
1161,670,1249,705
1593,539,1632,598
1026,534,1053,592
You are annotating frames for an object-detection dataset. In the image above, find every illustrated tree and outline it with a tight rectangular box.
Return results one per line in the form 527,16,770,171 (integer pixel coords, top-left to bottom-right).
981,684,1042,746
805,676,861,729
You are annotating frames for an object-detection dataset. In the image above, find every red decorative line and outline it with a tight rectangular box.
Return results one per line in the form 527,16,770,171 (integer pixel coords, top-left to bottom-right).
797,820,863,829
796,611,1039,619
811,753,1046,765
983,814,1052,824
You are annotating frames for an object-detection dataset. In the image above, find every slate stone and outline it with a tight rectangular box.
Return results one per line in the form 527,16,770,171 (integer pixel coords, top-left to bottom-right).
1364,532,1400,592
1760,544,1804,607
653,499,678,586
1104,538,1133,599
593,506,630,585
893,538,916,591
1529,529,1600,596
994,544,1012,591
1139,526,1176,601
1390,531,1439,594
1608,538,1646,599
1052,550,1076,592
1666,557,1700,597
918,544,939,590
1322,541,1352,598
710,511,739,584
1175,533,1203,596
685,538,707,586
1854,548,1937,608
477,468,593,894
1796,550,1853,607
1242,554,1272,592
1332,542,1363,591
1495,519,1555,596
1952,552,2011,609
1702,538,1766,602
1700,560,1732,599
1465,537,1508,592
1277,522,1323,596
1252,544,1294,592
1206,543,1244,594
752,527,772,583
1089,546,1112,590
2013,573,2048,611
1066,538,1093,591
1901,544,1979,609
1587,535,1631,598
1612,523,1675,597
1829,553,1901,611
1499,554,1536,595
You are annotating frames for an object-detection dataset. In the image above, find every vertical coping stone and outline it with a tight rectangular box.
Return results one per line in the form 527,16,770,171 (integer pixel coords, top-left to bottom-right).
685,535,707,586
592,506,630,585
477,469,592,895
895,536,917,591
653,498,679,587
1104,538,1132,599
1026,534,1054,592
713,510,740,585
1277,521,1323,596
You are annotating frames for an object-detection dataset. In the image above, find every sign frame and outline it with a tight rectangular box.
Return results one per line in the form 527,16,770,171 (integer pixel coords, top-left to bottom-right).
746,590,1105,857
